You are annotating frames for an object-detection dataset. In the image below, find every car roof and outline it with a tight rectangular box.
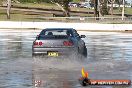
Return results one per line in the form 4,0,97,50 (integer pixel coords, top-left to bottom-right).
43,28,75,31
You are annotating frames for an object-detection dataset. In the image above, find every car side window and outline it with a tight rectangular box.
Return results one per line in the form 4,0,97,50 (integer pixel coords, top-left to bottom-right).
67,30,74,37
75,33,79,37
73,30,80,38
40,30,45,35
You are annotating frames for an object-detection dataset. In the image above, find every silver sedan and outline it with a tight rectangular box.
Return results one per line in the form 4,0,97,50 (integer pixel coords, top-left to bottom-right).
32,28,87,58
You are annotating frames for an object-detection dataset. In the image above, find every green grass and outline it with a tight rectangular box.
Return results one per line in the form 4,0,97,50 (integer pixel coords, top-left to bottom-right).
73,0,80,2
14,2,55,7
113,7,132,15
125,8,132,14
13,3,60,10
13,3,132,14
13,2,93,12
0,8,53,21
12,3,132,15
0,7,92,21
0,2,132,23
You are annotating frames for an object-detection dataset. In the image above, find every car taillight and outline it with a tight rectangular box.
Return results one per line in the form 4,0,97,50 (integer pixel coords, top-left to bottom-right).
34,42,38,45
39,42,43,46
63,41,73,46
34,41,43,46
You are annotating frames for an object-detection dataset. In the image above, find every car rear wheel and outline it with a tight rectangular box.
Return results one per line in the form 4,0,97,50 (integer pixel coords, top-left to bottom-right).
83,46,87,57
69,48,83,60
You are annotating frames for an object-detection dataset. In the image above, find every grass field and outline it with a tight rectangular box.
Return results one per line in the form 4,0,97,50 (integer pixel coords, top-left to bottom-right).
0,7,95,21
0,2,94,21
113,8,132,15
13,2,94,12
125,8,132,14
0,2,132,23
11,2,132,14
0,8,54,21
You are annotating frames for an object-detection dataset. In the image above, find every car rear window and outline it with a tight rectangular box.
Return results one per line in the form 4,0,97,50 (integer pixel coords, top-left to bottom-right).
38,29,73,40
38,35,69,40
46,30,67,35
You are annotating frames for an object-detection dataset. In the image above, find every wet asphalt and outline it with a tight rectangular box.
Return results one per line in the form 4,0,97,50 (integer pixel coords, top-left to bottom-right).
0,29,132,88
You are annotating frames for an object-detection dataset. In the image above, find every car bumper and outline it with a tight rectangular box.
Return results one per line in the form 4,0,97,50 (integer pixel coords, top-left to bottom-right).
32,47,77,56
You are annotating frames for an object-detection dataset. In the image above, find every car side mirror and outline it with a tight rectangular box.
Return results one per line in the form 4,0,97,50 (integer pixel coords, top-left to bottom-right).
80,35,86,38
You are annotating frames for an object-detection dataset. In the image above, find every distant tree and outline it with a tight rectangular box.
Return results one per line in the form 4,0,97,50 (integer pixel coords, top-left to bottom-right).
18,0,72,17
94,0,98,17
108,0,116,18
7,0,11,19
51,0,72,17
99,0,109,16
115,0,122,11
122,0,125,20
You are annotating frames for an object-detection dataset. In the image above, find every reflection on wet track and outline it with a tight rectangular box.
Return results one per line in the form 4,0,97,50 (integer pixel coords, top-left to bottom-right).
84,33,132,62
0,30,132,88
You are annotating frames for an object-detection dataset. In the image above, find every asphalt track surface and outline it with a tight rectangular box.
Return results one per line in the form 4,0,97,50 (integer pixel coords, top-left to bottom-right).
0,29,132,88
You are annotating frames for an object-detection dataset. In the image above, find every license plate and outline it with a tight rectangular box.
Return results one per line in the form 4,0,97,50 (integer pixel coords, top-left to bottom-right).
48,52,59,57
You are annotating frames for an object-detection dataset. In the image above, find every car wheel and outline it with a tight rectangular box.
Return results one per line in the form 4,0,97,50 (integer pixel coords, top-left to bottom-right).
69,48,79,59
83,46,87,57
76,48,83,59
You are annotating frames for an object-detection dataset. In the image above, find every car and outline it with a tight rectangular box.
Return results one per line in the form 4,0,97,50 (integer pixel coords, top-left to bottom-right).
68,2,78,7
32,28,87,58
79,2,91,8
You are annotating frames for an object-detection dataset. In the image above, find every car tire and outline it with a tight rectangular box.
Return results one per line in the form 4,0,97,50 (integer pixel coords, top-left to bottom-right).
69,48,79,59
83,46,87,57
75,47,83,59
